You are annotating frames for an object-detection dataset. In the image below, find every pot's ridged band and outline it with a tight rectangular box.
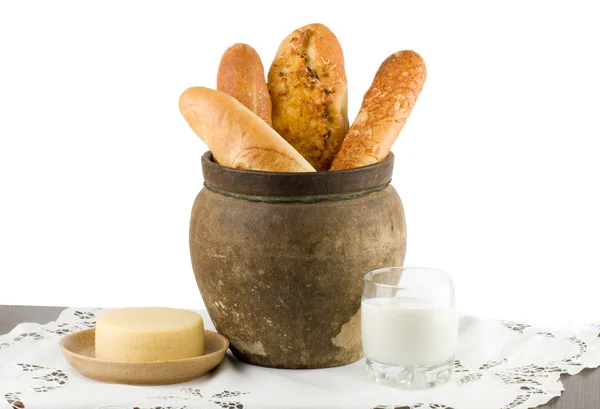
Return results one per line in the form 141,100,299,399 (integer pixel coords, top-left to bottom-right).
203,181,391,203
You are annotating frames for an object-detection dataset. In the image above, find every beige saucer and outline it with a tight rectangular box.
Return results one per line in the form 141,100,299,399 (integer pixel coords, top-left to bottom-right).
59,328,229,385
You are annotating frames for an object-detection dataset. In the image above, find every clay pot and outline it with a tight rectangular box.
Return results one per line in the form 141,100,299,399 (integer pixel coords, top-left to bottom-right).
190,152,406,369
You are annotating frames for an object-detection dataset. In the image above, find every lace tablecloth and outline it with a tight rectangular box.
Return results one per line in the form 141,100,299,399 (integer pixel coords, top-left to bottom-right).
1,308,599,409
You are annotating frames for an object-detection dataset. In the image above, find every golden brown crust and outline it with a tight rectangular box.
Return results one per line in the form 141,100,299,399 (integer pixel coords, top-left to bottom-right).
268,23,348,171
217,43,272,126
330,50,426,171
179,87,315,172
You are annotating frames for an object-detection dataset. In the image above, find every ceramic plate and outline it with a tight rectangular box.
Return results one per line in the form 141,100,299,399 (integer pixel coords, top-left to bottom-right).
59,328,229,385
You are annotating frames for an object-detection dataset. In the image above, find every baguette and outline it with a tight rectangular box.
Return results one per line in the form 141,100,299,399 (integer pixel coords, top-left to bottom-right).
217,43,272,126
330,50,426,170
268,23,348,171
179,87,315,172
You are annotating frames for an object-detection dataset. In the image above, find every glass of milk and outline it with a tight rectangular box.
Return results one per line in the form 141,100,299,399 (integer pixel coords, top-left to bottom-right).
361,267,458,388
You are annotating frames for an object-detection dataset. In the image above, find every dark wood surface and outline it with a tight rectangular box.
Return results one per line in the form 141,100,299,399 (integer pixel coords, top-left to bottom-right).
0,305,598,408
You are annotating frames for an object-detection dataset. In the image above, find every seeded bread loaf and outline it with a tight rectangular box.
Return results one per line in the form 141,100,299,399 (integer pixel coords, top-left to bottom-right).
330,50,426,170
268,23,348,171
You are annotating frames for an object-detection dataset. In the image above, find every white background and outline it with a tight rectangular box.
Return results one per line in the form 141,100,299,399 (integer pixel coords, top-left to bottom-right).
1,1,599,326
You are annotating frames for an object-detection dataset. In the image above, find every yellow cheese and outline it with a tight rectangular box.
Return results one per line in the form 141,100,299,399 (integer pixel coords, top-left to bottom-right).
95,307,204,362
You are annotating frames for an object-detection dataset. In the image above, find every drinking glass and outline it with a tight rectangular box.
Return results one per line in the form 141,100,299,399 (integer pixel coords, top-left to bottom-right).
361,267,458,388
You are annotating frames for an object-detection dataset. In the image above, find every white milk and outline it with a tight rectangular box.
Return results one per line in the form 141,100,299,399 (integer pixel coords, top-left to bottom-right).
361,297,458,367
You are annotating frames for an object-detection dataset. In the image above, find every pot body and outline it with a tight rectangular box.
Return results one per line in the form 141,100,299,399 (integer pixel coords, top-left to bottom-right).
190,153,406,368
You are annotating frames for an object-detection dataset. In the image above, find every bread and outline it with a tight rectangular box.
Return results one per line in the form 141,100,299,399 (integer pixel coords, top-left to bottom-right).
268,23,348,171
179,87,316,172
217,43,272,126
330,50,426,171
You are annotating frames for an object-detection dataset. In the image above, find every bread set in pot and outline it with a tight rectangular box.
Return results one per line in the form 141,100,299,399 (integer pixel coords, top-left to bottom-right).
183,23,424,369
179,23,427,172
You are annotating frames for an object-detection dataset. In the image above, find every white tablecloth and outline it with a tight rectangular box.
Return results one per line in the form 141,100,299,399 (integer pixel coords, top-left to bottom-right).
1,308,599,409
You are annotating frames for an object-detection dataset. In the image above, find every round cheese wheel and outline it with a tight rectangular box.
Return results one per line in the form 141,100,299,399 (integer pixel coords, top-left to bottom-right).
95,307,204,362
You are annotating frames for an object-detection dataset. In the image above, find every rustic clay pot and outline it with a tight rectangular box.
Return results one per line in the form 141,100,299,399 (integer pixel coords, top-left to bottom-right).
190,152,406,369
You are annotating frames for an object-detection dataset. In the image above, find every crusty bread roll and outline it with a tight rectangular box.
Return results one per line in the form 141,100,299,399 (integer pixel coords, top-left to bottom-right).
217,43,272,126
330,50,426,171
268,23,348,171
179,87,315,172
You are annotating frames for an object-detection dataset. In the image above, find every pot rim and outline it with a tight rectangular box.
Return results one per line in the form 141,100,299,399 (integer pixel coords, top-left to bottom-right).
200,151,395,198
